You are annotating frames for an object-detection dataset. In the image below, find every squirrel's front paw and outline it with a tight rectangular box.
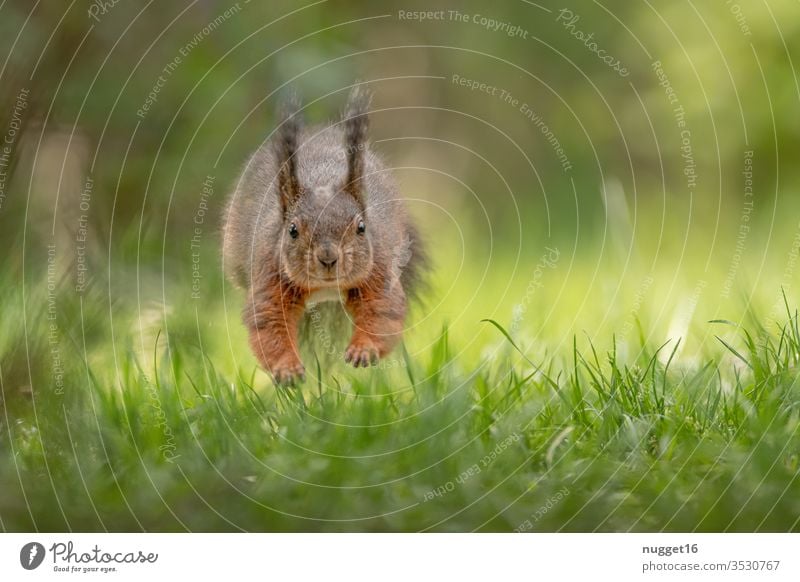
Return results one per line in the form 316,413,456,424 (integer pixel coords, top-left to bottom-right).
270,356,306,386
345,338,380,368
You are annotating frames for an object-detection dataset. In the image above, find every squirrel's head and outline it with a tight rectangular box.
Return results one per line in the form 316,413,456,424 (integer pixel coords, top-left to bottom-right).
273,87,374,289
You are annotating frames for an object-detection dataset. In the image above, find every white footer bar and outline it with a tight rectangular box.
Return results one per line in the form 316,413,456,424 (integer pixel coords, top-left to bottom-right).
1,533,797,581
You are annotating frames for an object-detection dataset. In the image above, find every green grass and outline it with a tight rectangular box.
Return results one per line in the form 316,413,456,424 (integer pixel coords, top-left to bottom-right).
1,257,799,532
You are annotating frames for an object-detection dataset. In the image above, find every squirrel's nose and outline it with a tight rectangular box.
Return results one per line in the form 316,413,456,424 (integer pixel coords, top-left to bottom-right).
317,248,338,269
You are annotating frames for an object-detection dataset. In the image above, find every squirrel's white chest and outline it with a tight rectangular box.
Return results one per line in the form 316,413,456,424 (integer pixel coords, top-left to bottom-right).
306,287,344,305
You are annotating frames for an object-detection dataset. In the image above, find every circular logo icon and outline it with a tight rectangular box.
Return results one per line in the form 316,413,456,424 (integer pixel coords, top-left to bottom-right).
20,542,45,570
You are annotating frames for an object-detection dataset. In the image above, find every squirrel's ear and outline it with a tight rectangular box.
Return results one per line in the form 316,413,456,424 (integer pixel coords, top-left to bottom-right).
343,84,371,206
274,91,303,215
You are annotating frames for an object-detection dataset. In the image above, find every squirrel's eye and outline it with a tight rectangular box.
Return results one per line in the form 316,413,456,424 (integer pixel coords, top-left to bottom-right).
289,223,299,239
356,220,366,235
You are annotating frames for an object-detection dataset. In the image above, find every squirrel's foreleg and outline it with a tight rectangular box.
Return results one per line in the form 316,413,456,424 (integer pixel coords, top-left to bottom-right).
245,276,307,385
345,276,407,367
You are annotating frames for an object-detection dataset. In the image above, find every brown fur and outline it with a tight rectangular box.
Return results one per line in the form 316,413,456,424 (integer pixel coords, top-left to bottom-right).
222,86,425,385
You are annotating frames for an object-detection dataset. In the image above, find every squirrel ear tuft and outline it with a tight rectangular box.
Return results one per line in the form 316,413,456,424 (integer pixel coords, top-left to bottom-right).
274,90,304,215
343,84,371,205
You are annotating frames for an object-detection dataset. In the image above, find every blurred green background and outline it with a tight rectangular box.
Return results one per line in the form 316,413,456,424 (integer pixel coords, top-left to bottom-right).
0,0,798,393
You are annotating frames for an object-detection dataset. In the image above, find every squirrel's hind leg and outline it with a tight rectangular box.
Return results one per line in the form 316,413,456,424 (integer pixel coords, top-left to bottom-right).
245,277,307,385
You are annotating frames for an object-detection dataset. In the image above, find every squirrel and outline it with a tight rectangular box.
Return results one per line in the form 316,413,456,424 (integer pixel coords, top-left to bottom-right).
222,86,426,385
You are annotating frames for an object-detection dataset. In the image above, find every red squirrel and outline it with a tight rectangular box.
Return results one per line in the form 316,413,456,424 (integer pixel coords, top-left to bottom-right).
222,86,425,385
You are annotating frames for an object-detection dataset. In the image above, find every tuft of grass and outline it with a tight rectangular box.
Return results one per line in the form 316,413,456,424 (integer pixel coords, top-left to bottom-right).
1,271,799,532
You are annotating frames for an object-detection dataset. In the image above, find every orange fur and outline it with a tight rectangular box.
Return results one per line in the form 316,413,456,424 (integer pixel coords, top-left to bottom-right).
245,264,406,378
245,273,308,383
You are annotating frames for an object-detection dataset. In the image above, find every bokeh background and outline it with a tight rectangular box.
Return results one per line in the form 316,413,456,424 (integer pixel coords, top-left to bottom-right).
1,0,799,531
